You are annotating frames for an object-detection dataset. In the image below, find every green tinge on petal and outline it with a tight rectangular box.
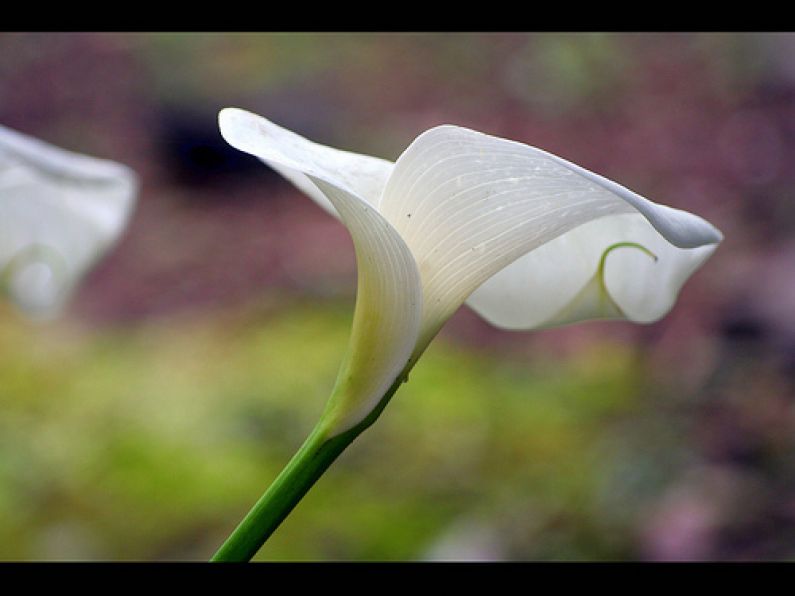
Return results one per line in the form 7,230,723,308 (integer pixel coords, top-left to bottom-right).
1,244,69,318
312,179,422,435
219,109,422,436
543,241,658,327
467,213,719,330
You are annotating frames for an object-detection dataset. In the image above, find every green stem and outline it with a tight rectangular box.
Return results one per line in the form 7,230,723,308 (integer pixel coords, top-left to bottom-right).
210,373,406,562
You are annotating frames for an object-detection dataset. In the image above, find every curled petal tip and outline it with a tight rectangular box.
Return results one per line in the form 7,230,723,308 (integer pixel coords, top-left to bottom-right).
217,107,265,158
708,222,724,245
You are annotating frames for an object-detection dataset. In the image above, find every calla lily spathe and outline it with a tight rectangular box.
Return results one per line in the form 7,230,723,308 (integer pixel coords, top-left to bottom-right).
219,108,722,435
0,124,137,318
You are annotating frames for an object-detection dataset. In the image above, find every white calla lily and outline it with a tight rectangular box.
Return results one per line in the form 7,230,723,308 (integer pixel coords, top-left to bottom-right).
219,107,721,436
0,124,137,318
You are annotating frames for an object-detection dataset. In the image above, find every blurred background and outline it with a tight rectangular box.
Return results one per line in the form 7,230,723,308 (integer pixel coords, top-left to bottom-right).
0,32,793,561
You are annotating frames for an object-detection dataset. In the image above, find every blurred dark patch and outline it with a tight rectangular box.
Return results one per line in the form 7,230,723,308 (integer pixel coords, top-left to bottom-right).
719,311,769,347
782,338,795,383
695,300,795,485
718,298,795,386
156,107,281,194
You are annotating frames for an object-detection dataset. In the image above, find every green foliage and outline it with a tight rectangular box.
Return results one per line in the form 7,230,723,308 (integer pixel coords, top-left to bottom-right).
0,298,645,560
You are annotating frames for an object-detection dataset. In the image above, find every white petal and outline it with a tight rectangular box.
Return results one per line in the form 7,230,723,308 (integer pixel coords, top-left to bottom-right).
219,108,422,434
218,108,393,217
467,213,718,329
0,124,137,318
378,125,722,341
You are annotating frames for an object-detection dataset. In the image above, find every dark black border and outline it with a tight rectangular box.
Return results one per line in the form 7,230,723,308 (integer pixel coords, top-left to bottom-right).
5,3,794,33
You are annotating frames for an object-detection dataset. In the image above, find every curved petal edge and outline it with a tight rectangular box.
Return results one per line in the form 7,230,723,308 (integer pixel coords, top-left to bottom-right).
219,108,393,216
219,109,421,435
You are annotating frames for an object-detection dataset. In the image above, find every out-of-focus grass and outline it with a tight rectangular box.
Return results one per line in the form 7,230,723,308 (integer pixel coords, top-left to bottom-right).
0,297,650,560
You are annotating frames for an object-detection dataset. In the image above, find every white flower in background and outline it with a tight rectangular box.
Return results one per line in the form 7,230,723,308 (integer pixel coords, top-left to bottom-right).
219,108,722,435
0,124,137,318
